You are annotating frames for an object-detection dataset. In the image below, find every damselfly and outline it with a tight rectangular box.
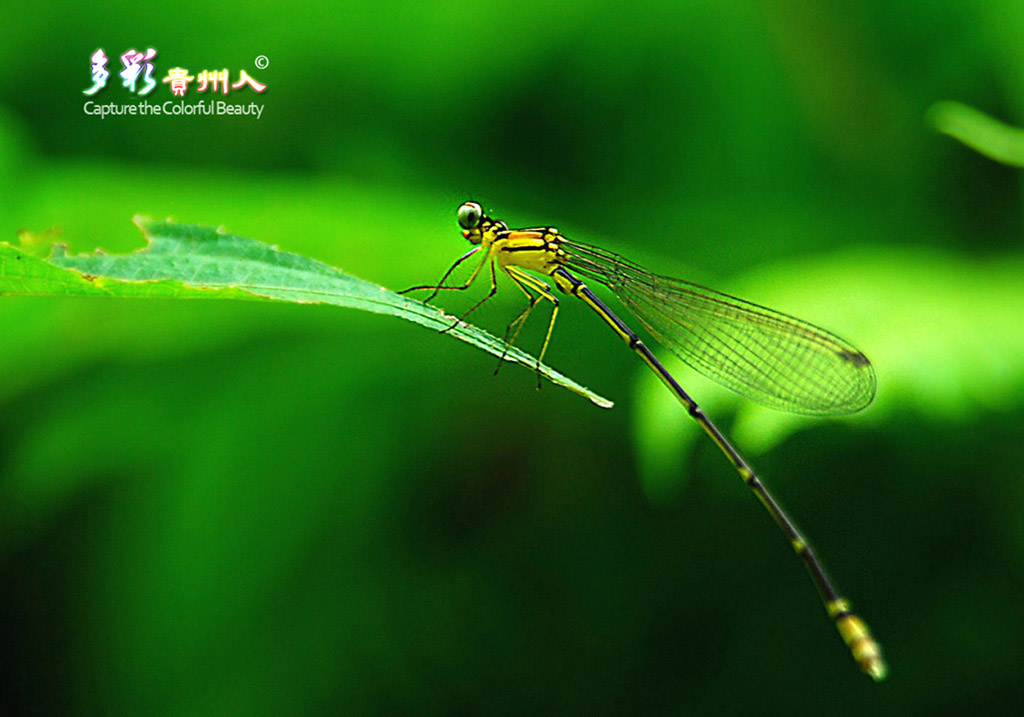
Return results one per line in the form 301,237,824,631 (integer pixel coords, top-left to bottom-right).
402,201,885,680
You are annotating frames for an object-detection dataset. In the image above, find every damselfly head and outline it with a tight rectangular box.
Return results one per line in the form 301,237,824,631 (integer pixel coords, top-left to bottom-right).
457,202,483,230
458,201,495,245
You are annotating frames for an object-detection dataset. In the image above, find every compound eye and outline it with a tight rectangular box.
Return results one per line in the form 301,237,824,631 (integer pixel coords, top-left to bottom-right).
457,202,483,230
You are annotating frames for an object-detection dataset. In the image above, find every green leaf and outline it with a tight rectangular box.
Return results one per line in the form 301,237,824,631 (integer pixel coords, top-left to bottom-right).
928,101,1024,166
0,216,611,408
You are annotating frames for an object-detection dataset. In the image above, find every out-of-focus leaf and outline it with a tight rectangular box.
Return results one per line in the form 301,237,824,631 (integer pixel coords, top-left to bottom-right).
0,217,611,408
634,247,1024,500
929,101,1024,166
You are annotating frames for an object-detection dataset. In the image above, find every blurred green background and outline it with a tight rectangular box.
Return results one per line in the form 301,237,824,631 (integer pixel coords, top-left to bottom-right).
2,1,1024,714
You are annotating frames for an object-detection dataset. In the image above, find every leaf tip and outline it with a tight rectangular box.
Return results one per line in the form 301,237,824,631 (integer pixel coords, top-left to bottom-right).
925,100,960,132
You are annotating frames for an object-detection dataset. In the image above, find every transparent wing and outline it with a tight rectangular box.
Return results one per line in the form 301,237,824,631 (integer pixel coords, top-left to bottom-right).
561,239,876,416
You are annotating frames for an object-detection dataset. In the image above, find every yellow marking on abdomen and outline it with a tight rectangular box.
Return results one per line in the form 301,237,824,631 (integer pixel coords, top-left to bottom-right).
835,613,887,680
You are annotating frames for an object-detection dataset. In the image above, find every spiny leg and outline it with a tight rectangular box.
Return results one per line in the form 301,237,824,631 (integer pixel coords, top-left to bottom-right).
505,266,560,389
440,257,498,334
399,246,485,304
494,269,541,375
